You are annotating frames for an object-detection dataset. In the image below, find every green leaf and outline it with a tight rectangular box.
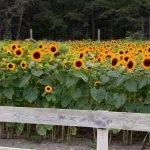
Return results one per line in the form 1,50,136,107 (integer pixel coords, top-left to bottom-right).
36,124,47,136
101,76,110,85
46,94,52,102
113,93,127,109
124,80,137,92
112,129,121,134
51,95,56,102
3,88,14,99
23,87,38,103
66,76,75,88
53,85,62,94
16,123,24,135
61,95,72,107
31,69,43,77
39,75,52,85
91,87,106,102
71,88,81,99
57,71,67,84
6,122,15,128
45,125,53,131
116,75,127,86
144,94,150,104
19,74,31,88
138,77,148,89
107,70,120,78
74,71,88,82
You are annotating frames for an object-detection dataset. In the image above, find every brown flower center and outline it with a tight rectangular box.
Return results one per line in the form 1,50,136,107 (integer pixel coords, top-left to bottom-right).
33,52,41,59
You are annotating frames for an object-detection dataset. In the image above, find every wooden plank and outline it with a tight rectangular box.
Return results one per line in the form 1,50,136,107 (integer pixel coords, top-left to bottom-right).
97,129,108,150
0,147,33,150
0,107,150,131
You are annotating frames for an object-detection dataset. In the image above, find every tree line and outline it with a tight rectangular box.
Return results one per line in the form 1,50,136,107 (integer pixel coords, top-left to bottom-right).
1,0,150,40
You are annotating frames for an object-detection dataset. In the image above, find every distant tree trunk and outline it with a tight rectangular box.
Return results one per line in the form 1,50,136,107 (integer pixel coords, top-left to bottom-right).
92,6,95,40
141,16,144,40
16,0,24,40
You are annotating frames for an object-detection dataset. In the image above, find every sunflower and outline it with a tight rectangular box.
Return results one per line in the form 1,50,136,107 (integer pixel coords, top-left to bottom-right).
141,57,150,69
45,85,52,93
7,63,15,71
73,59,84,70
78,52,85,59
111,57,119,69
30,49,43,62
118,49,124,55
14,48,24,58
126,59,136,72
2,46,9,51
10,43,17,51
49,44,59,54
20,61,27,69
38,43,44,49
94,81,100,86
123,54,131,62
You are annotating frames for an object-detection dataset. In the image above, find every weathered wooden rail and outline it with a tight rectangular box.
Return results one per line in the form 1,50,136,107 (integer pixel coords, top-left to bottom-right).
0,106,150,150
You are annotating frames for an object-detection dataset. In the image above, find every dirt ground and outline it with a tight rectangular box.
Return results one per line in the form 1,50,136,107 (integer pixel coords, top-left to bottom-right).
0,138,149,150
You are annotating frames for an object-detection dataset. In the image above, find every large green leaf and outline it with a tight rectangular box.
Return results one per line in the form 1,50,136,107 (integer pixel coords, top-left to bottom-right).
19,74,31,88
36,124,47,136
31,69,43,77
66,76,75,88
23,87,38,103
113,93,127,109
91,87,106,102
71,88,81,99
38,75,52,85
116,75,127,86
124,80,137,92
61,95,72,107
3,88,14,99
138,77,148,89
144,94,150,104
101,76,110,85
107,70,120,78
74,71,88,82
16,123,25,135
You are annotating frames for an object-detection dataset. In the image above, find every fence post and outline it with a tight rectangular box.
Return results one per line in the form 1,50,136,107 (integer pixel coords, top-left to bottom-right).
30,29,33,39
97,129,108,150
98,29,100,41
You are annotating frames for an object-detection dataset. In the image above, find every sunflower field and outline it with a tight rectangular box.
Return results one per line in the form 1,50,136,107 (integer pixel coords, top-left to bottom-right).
0,39,150,143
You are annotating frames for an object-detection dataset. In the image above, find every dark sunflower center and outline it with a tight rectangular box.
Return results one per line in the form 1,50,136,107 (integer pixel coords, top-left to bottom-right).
98,58,101,62
106,55,111,58
18,45,21,48
124,57,129,62
33,52,41,59
112,58,118,66
8,64,13,68
12,45,16,50
22,63,25,67
79,53,83,58
120,51,123,54
96,82,100,85
39,45,42,48
51,47,56,52
148,48,150,52
76,61,82,67
16,50,21,55
47,87,50,90
127,61,133,69
144,59,150,67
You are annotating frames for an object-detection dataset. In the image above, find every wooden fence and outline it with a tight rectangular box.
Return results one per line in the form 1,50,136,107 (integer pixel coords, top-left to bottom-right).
0,106,150,150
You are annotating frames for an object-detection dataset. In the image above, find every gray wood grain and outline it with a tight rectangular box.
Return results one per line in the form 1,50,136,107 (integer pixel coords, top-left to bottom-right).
0,107,149,131
0,147,32,150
